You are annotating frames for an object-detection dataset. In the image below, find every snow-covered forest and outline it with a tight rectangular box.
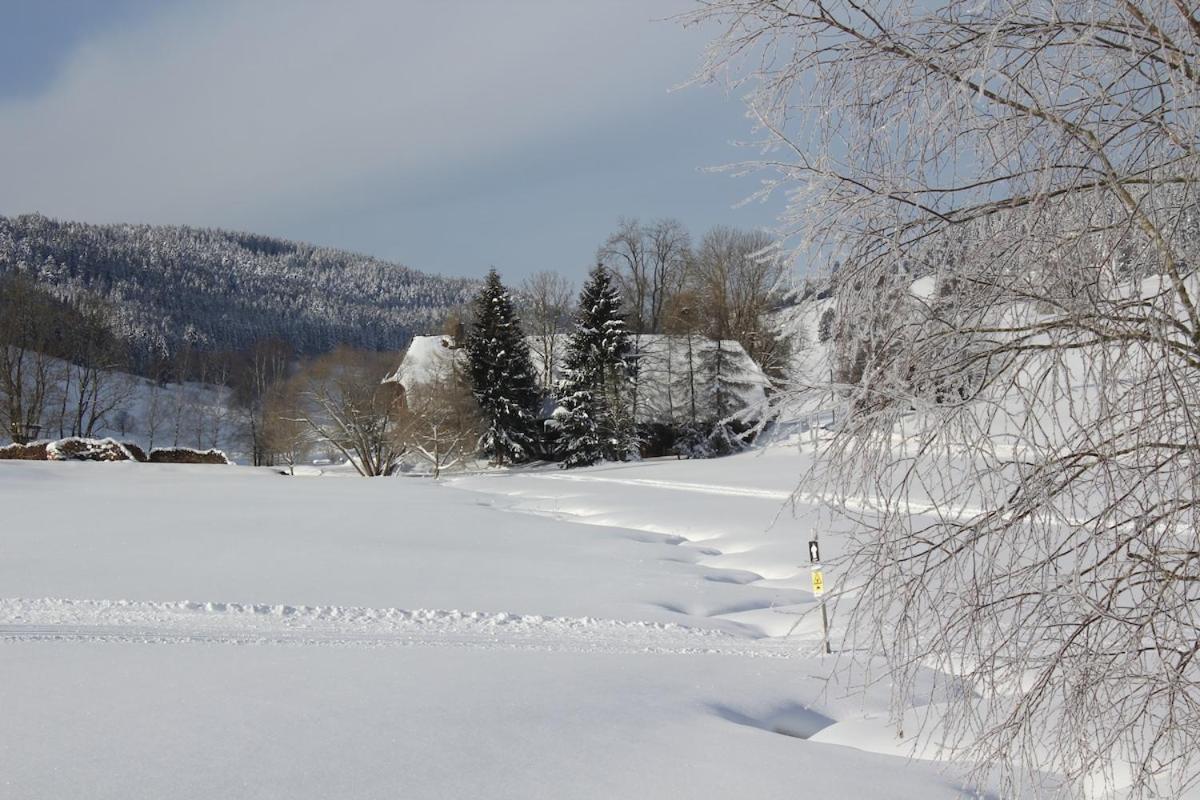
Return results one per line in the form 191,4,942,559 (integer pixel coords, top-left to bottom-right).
0,213,476,370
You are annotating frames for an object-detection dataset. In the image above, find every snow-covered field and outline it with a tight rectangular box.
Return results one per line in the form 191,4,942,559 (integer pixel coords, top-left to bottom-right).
1,449,1029,799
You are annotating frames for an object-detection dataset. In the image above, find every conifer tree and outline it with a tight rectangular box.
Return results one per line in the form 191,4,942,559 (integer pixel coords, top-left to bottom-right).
697,338,756,423
551,265,635,467
464,269,541,465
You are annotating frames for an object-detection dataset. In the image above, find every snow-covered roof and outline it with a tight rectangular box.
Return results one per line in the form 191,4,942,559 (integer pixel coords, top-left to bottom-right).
386,335,459,388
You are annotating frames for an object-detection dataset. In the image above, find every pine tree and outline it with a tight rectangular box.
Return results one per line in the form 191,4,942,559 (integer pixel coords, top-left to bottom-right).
697,338,738,422
464,269,541,465
551,265,635,467
695,338,756,456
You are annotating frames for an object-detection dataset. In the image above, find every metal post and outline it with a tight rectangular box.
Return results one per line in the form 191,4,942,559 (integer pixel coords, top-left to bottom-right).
808,539,831,654
819,595,831,655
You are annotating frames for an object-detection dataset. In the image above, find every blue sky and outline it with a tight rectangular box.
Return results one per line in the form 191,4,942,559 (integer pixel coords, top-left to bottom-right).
0,1,782,283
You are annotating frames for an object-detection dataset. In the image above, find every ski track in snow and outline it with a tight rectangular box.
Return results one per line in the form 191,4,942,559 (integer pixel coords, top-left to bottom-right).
520,472,797,501
515,471,992,520
0,597,807,658
2,470,832,657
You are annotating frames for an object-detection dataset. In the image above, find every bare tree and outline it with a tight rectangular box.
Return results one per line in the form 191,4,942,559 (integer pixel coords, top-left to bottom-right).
113,409,135,439
0,275,64,443
692,1,1200,797
289,348,407,477
691,226,787,376
140,354,173,450
168,337,197,447
439,300,475,345
195,351,235,450
261,379,312,475
53,302,134,438
231,338,294,466
519,271,574,392
598,217,691,334
398,356,482,478
663,290,704,427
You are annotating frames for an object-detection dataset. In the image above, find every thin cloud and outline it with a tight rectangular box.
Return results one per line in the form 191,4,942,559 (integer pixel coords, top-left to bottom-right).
0,0,709,231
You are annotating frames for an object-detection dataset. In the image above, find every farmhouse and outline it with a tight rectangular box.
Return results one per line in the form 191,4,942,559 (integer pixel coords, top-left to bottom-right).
389,334,771,425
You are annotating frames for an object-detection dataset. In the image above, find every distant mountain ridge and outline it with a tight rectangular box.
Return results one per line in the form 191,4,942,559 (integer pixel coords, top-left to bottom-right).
0,213,475,369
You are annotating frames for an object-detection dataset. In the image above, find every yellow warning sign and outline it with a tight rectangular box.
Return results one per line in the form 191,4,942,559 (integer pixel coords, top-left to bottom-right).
811,569,825,597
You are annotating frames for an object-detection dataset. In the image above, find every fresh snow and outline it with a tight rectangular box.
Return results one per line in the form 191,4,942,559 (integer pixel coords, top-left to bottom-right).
0,452,1051,798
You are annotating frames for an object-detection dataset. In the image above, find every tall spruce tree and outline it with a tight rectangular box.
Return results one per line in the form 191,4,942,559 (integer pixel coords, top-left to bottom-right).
464,269,541,465
697,338,756,423
551,265,635,467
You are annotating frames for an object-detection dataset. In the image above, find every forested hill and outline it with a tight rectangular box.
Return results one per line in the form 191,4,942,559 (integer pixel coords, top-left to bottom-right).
0,213,475,369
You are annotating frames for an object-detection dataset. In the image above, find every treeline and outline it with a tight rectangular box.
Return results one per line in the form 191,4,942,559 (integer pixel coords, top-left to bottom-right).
0,276,398,466
0,272,271,450
0,213,476,373
518,218,791,383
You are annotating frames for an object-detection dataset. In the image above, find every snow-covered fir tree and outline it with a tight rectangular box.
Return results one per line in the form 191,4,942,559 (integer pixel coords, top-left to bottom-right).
551,265,635,467
464,269,541,465
698,338,758,422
